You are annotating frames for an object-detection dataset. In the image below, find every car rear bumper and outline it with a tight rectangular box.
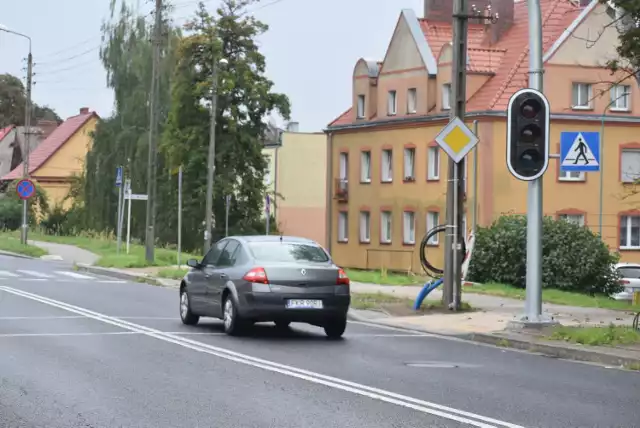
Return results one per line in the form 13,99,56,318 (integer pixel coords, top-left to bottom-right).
237,292,350,322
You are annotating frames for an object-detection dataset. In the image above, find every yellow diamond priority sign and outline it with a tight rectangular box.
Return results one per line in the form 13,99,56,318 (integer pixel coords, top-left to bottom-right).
434,116,478,163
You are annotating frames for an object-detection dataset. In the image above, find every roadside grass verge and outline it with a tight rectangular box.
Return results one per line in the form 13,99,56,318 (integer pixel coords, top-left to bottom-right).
345,268,426,286
346,268,637,311
157,267,189,279
351,292,472,316
0,233,47,257
547,324,640,347
0,230,198,269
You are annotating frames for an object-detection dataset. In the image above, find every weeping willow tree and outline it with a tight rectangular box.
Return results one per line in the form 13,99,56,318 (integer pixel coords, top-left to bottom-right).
76,0,179,238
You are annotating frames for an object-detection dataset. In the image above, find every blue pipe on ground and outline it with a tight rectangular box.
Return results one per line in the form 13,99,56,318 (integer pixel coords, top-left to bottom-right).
413,278,444,310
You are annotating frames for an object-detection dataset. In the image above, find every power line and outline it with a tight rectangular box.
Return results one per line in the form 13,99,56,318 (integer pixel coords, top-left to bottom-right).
37,46,100,66
36,35,101,60
35,58,100,77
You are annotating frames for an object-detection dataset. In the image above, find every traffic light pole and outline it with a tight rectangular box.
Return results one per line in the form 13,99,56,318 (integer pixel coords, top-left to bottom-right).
523,0,550,325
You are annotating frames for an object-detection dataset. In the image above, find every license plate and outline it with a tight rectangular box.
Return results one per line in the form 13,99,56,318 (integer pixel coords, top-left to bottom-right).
285,299,323,309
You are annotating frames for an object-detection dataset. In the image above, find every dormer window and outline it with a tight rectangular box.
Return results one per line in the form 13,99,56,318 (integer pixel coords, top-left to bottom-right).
387,90,397,115
407,88,417,114
357,94,366,119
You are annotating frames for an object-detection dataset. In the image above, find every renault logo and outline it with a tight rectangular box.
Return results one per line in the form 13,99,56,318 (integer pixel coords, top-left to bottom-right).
300,269,306,276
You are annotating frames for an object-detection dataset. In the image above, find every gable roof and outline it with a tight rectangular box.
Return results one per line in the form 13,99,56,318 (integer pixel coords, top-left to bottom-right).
2,111,97,181
327,0,586,129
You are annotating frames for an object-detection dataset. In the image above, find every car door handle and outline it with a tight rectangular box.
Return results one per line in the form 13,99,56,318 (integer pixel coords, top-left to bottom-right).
220,273,228,279
205,273,212,279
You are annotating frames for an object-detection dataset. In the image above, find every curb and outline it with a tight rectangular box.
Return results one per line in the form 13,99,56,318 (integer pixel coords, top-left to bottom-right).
75,264,178,288
347,310,640,368
0,250,35,260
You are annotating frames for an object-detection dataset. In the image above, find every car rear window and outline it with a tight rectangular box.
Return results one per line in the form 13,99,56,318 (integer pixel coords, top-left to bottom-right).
617,267,640,279
248,242,330,263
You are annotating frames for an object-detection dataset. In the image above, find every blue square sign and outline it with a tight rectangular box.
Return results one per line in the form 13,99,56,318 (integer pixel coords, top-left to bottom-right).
560,132,600,172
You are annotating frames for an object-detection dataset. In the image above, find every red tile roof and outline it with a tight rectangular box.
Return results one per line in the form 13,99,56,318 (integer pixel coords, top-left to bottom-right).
2,111,97,181
0,125,14,142
328,0,583,128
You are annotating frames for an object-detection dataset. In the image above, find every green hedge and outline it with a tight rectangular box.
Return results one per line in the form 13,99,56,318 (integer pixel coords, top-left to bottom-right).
467,215,621,296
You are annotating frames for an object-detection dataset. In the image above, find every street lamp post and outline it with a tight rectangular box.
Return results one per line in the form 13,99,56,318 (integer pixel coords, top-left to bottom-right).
0,25,33,245
599,90,631,237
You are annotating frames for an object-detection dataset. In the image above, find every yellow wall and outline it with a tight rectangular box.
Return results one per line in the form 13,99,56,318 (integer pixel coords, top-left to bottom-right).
34,116,96,208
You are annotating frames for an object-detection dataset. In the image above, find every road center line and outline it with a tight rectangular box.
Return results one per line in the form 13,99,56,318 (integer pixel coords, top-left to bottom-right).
0,286,526,428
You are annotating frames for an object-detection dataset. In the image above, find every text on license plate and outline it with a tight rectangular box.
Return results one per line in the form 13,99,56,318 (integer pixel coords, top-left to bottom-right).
286,299,323,309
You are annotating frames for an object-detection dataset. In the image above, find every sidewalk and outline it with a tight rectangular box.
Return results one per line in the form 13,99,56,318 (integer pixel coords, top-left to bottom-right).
29,240,99,265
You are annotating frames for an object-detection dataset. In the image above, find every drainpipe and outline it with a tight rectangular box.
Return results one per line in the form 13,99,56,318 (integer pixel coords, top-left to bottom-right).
472,120,479,235
325,132,334,255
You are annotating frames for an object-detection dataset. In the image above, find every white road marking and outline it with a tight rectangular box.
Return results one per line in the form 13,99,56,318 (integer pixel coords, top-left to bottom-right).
98,280,126,284
0,331,141,338
54,271,94,279
0,285,526,428
347,333,433,337
17,270,53,278
0,316,86,320
0,271,19,277
23,278,46,282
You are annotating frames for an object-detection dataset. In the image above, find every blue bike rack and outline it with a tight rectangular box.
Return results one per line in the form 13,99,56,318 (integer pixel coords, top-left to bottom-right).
413,278,444,310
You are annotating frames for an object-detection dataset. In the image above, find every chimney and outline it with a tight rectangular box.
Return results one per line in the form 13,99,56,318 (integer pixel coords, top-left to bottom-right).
486,0,514,44
286,122,299,132
79,107,89,115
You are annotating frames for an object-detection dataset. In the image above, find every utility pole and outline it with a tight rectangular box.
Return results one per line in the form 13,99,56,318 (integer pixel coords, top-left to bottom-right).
204,51,228,252
442,0,470,310
20,51,33,245
145,0,162,263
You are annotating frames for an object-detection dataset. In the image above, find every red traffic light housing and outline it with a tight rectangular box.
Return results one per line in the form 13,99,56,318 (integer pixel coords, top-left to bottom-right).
506,88,550,181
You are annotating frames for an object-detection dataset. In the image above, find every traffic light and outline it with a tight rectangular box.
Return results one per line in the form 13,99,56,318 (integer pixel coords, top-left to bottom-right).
506,88,550,181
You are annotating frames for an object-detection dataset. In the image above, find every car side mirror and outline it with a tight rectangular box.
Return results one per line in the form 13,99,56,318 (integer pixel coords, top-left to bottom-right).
186,259,200,269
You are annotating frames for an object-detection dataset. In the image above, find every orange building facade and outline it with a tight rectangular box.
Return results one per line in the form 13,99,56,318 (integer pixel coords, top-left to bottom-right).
325,0,640,273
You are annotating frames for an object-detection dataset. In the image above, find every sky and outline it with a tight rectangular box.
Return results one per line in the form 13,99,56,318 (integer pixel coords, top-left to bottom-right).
0,0,423,132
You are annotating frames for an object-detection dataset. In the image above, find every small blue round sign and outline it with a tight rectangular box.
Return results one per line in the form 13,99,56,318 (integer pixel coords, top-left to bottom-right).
16,179,35,200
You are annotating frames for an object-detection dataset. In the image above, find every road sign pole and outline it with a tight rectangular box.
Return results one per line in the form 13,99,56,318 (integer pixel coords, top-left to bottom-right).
116,166,124,254
265,194,270,235
126,179,132,254
225,194,230,237
177,166,182,267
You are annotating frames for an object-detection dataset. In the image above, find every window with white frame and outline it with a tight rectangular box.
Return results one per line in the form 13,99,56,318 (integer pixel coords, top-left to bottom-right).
611,84,630,111
339,152,348,180
559,213,585,226
357,94,366,119
403,211,416,244
407,88,417,114
381,149,393,182
387,90,397,115
572,83,592,109
380,211,392,243
359,211,370,243
426,212,439,245
620,215,640,249
404,147,415,180
338,211,348,242
620,150,640,183
559,170,585,181
428,146,440,180
442,84,451,110
360,151,371,183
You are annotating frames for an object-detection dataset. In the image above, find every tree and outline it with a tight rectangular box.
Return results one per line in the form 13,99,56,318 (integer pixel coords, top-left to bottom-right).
75,0,179,236
0,73,63,127
598,1,640,76
158,0,290,250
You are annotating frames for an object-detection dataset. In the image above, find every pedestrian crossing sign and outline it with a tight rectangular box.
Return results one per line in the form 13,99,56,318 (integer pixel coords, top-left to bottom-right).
560,131,600,172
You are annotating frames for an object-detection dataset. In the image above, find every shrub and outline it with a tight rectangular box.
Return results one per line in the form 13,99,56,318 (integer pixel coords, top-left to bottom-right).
468,215,621,296
40,204,69,235
0,197,22,230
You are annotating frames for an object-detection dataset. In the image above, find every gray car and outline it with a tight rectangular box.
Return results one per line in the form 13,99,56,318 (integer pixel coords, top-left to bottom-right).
179,235,351,338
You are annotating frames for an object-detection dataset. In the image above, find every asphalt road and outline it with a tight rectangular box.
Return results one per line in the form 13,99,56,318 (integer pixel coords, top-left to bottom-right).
1,255,638,428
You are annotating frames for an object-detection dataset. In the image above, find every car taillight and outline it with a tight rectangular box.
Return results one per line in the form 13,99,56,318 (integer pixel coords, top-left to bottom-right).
337,268,350,286
620,279,630,285
243,267,269,284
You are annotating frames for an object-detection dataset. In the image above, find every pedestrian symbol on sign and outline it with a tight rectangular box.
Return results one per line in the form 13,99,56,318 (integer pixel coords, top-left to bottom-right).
560,131,600,172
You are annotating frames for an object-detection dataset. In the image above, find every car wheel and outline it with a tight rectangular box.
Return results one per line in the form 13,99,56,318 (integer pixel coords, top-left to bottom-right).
180,289,199,326
274,320,291,329
223,295,245,336
323,316,347,339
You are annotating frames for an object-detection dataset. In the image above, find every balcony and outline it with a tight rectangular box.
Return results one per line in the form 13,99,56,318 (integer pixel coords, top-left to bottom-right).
334,178,348,202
